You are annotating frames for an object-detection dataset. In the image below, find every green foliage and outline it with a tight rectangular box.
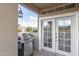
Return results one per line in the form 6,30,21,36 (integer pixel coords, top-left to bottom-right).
33,29,38,32
26,27,38,33
16,28,21,32
26,27,33,32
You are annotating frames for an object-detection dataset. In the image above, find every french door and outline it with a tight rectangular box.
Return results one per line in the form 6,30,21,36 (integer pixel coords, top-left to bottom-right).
42,16,75,55
42,20,53,51
55,16,74,55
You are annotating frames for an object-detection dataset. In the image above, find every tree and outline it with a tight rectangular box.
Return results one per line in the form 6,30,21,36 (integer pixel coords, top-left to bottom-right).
33,28,38,32
26,27,33,32
16,28,21,32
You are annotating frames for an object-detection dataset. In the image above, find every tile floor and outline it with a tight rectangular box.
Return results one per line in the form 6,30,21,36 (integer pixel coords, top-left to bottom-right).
33,49,63,56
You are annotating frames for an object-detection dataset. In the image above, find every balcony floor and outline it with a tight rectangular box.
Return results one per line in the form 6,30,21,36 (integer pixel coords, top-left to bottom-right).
33,49,64,56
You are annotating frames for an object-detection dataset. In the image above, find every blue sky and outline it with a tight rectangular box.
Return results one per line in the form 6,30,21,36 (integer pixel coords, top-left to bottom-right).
18,5,38,27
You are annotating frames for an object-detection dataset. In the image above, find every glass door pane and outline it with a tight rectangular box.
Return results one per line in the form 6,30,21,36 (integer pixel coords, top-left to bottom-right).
58,20,65,51
64,20,71,53
43,21,52,48
57,19,71,53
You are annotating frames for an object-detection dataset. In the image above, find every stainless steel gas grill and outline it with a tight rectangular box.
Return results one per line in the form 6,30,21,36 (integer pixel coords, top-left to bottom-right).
18,32,33,56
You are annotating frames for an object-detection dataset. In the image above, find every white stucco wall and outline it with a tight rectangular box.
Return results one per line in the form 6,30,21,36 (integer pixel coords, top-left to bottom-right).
0,4,18,56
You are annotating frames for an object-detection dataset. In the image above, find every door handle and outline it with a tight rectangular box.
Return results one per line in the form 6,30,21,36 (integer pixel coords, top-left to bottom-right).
56,35,57,39
55,33,57,39
55,33,58,42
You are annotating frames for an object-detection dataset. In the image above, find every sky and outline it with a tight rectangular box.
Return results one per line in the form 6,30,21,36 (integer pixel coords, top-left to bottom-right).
18,5,38,28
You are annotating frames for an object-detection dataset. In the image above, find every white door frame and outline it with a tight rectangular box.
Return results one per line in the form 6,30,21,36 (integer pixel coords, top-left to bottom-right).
41,19,55,52
39,11,79,56
55,16,75,56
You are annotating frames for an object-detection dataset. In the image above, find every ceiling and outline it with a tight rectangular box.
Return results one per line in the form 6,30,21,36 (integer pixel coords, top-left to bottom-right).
23,3,66,13
33,3,65,10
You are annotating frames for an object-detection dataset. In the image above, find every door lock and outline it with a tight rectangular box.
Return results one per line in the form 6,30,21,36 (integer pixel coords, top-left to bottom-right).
55,33,58,42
